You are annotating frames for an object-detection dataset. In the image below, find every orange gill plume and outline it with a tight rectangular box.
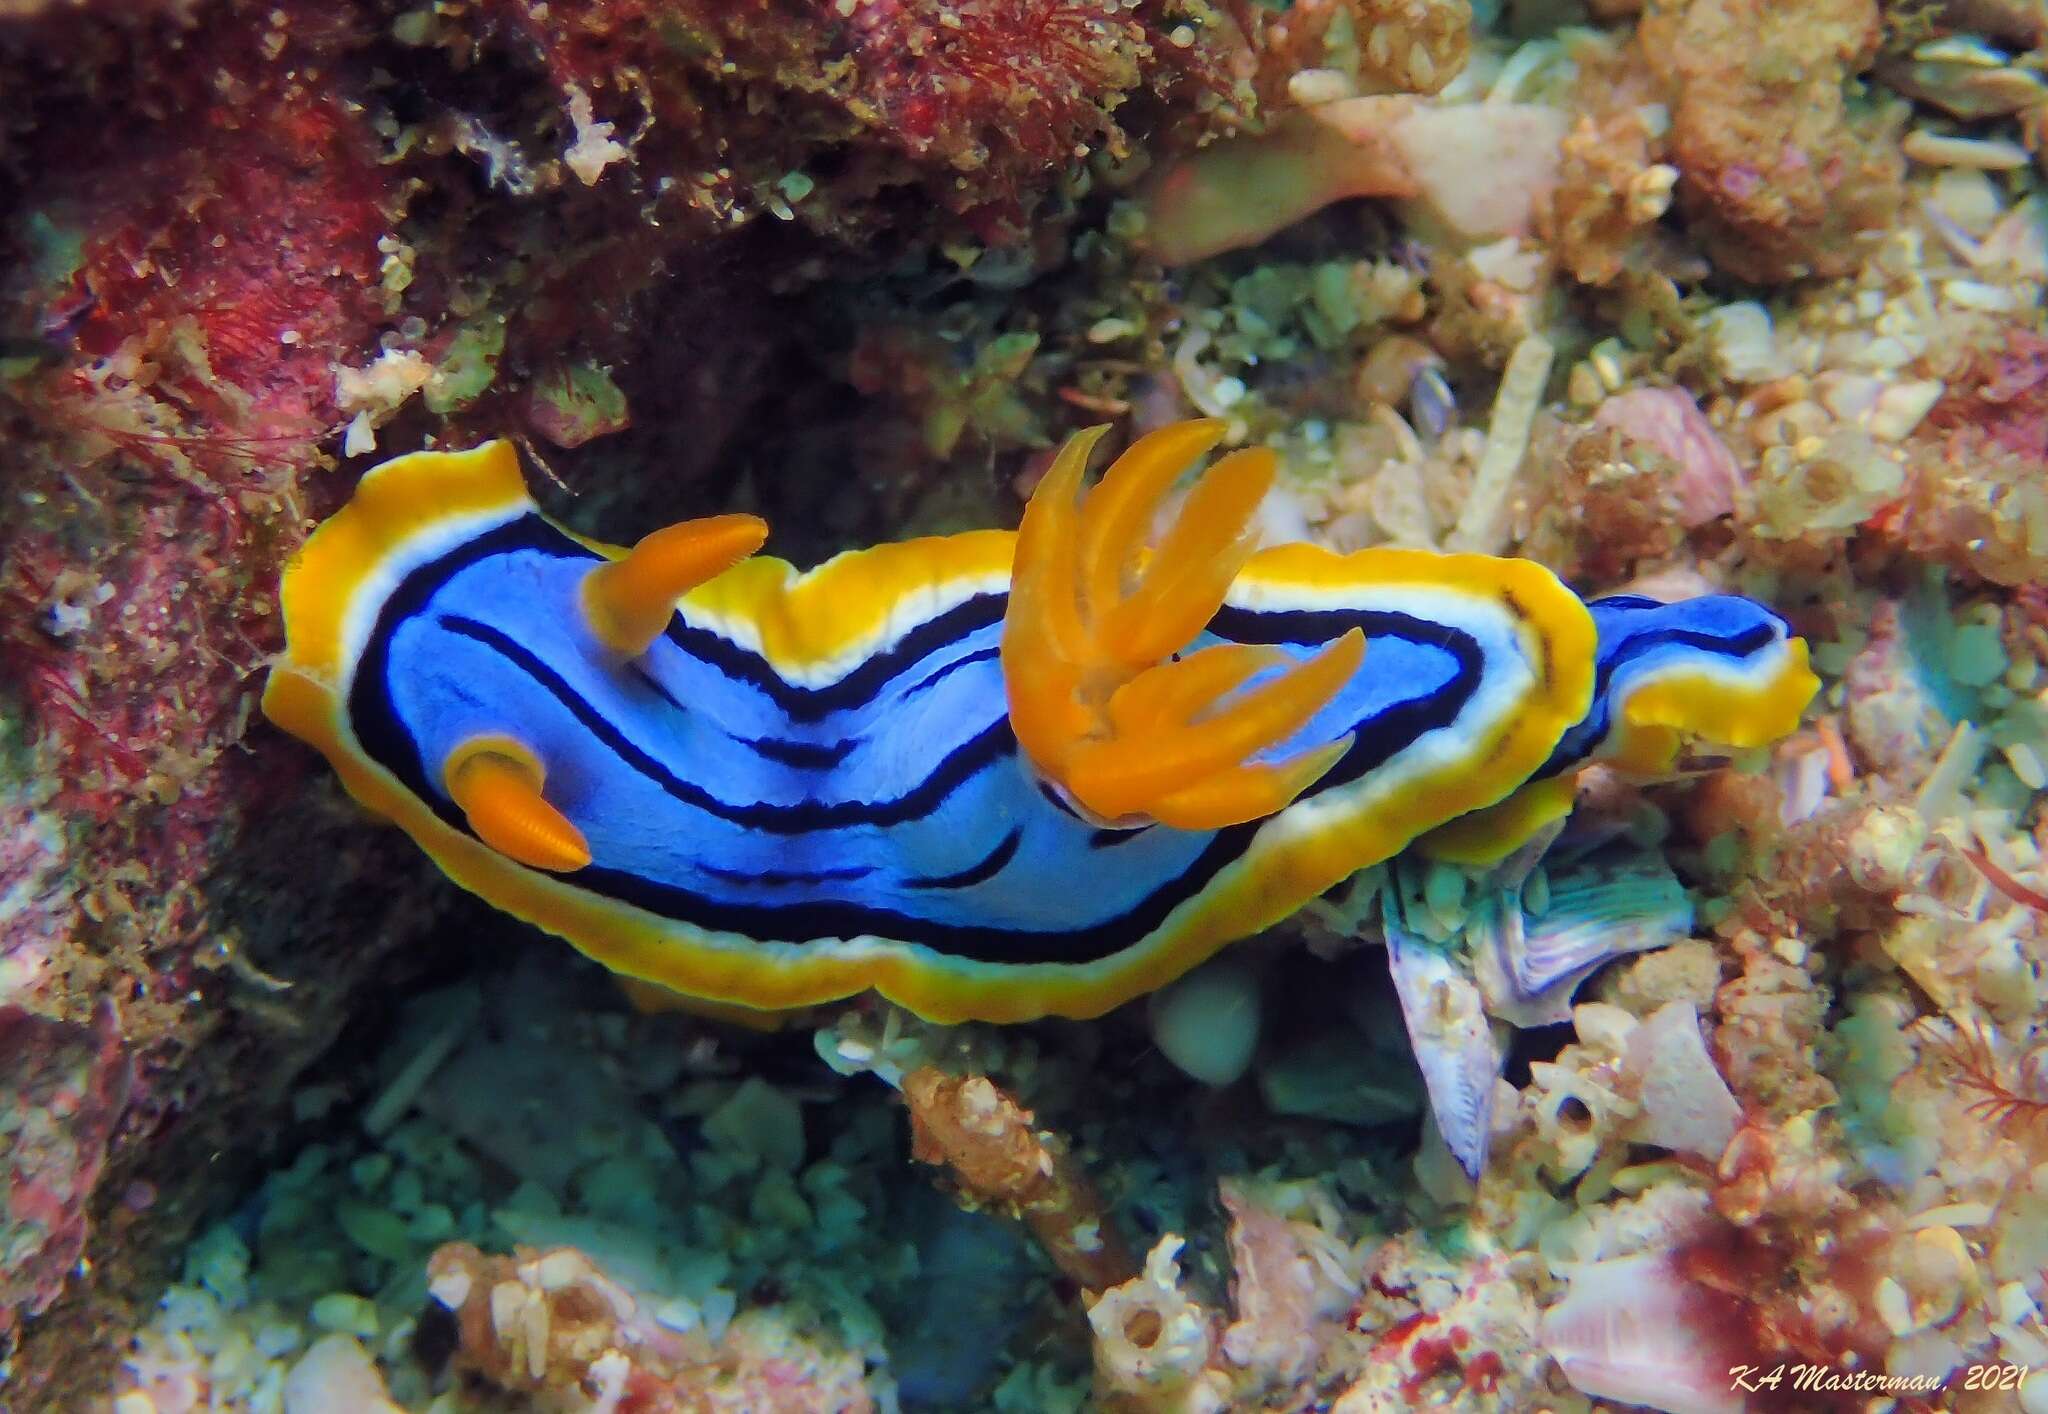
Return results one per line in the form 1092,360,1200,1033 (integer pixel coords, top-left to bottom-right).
1002,420,1362,831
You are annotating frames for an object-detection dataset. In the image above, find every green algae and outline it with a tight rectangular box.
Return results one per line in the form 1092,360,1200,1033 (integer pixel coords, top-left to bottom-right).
423,317,507,415
1830,995,1938,1190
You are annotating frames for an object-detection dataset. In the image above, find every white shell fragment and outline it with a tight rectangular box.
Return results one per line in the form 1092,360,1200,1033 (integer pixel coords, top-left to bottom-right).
1088,1237,1218,1397
1385,897,1506,1181
283,1334,407,1414
1869,379,1945,442
1700,301,1786,382
1880,37,2048,120
1447,333,1555,554
1389,103,1571,242
1902,130,2032,170
1623,1002,1742,1160
1541,1249,1744,1414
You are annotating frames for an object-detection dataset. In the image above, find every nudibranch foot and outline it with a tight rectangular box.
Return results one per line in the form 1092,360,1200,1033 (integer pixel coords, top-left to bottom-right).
1002,420,1358,829
1419,775,1580,867
615,976,794,1031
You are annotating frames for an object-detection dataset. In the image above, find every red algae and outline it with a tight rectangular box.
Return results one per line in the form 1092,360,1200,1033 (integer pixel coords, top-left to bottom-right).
1397,1328,1460,1399
0,1003,132,1351
1462,1347,1502,1393
0,4,411,1396
463,0,1237,247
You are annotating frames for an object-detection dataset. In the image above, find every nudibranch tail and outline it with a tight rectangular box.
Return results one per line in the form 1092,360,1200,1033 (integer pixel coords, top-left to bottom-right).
1002,421,1357,829
1417,592,1822,864
263,440,533,687
582,512,770,657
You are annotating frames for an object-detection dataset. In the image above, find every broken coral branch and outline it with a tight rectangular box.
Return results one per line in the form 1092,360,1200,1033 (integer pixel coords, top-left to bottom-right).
902,1065,1135,1292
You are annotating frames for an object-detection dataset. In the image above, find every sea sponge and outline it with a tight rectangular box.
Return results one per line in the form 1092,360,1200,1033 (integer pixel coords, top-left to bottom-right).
1355,0,1472,95
1238,0,1469,104
1902,383,2048,591
1541,45,1679,288
1713,927,1839,1122
1516,418,1688,582
1590,387,1743,527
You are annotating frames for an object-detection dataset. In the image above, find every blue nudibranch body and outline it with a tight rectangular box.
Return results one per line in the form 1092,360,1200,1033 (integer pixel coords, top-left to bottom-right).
264,421,1817,1023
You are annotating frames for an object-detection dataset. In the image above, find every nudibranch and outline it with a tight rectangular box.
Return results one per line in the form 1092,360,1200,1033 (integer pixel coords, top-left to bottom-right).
263,421,1817,1024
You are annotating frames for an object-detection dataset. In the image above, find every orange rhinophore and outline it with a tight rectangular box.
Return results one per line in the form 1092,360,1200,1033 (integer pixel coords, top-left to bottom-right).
442,739,591,874
583,513,769,656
